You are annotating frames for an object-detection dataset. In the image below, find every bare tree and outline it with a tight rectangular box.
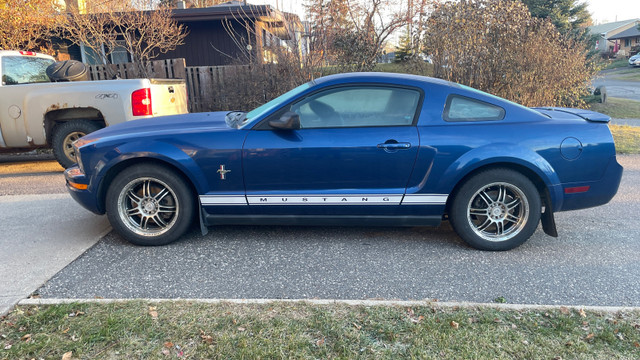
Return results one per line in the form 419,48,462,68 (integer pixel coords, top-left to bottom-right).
0,0,62,52
305,0,408,72
61,0,187,78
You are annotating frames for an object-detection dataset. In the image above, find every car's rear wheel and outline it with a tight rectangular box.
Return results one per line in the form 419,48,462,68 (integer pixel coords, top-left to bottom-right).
449,169,541,251
106,164,195,246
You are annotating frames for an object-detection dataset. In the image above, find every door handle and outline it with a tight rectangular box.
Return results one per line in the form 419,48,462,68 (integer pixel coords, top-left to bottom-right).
377,140,411,153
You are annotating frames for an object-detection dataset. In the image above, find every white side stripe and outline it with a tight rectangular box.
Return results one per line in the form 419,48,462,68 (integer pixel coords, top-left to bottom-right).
247,195,402,205
199,194,449,206
401,194,449,205
200,195,247,206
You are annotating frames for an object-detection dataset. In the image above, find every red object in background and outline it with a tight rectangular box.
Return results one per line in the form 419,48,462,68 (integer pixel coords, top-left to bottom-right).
131,88,152,116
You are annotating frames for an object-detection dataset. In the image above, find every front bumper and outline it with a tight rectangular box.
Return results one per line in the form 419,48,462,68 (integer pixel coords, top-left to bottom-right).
64,166,104,215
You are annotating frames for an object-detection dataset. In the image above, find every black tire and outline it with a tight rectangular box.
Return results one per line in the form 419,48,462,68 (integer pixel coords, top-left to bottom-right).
105,164,195,246
51,120,102,168
449,169,541,251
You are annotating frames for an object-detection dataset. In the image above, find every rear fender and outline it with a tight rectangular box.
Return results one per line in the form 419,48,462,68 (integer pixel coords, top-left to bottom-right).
438,143,564,211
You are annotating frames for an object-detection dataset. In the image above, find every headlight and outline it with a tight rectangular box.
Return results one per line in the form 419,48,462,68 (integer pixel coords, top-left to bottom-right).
73,143,84,172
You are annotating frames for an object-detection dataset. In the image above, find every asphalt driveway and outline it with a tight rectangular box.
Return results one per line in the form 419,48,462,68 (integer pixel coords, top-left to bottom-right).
34,155,640,307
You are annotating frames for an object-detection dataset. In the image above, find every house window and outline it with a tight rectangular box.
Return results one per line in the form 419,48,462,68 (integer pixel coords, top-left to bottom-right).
625,38,631,47
80,38,132,65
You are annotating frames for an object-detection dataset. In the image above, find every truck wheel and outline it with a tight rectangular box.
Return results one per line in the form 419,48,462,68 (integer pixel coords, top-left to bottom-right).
105,164,195,246
51,120,102,168
449,169,541,251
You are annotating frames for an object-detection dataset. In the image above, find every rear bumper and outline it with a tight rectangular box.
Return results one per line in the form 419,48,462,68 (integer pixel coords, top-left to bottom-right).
558,156,623,211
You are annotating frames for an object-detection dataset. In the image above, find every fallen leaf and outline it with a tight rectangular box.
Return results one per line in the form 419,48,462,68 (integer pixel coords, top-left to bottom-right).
61,328,70,334
616,333,624,341
493,318,502,323
163,342,173,348
353,323,362,330
201,335,213,344
3,344,11,350
161,349,170,356
450,321,459,329
316,338,325,346
62,351,73,360
585,333,594,340
511,324,517,329
21,334,31,342
237,327,245,332
633,341,639,348
559,307,569,315
579,309,587,318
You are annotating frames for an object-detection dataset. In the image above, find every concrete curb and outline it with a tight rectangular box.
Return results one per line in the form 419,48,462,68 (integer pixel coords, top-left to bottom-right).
17,298,640,313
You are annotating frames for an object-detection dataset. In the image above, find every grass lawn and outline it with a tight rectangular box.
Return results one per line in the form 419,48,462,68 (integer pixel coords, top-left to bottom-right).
611,70,640,81
590,97,640,119
1,301,639,359
600,58,631,70
610,125,640,154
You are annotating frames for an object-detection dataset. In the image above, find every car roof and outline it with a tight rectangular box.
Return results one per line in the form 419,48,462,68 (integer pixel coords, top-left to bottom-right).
312,72,455,88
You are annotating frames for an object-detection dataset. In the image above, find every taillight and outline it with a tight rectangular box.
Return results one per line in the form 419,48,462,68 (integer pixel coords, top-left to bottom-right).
132,88,152,116
19,51,36,56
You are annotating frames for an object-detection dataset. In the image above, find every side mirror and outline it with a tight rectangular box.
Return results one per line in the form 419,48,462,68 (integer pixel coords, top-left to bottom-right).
268,111,300,130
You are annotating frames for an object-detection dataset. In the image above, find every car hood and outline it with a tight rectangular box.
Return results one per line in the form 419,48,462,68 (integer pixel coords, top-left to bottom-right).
530,107,611,123
84,111,232,142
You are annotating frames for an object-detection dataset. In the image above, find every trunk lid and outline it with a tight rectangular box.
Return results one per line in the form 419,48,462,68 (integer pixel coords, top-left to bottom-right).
531,107,611,123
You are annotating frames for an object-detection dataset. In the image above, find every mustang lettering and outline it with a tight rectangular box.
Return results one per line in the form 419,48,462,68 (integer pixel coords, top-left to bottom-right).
65,73,623,250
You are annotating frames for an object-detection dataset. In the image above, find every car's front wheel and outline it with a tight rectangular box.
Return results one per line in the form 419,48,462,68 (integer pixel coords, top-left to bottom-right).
106,164,195,246
449,169,541,251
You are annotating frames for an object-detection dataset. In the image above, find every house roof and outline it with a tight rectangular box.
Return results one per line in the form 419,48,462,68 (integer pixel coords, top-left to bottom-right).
171,2,299,39
589,19,639,35
608,26,640,40
171,4,274,22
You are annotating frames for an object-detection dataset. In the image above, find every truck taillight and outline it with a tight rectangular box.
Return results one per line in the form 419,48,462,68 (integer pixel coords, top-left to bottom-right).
132,88,152,116
19,51,36,56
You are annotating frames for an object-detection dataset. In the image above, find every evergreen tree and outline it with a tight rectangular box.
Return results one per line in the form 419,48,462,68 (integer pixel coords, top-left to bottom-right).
521,0,591,34
394,29,413,62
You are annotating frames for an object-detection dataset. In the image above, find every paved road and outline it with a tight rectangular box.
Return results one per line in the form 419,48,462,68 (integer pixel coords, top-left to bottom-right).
593,68,640,102
31,156,640,307
0,155,110,315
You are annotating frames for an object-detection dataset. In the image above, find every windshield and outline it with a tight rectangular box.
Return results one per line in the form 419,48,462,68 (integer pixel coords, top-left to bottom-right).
240,82,312,128
1,56,54,85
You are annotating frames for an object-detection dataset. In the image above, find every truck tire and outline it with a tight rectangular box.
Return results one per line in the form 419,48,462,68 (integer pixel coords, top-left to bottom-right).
51,120,102,168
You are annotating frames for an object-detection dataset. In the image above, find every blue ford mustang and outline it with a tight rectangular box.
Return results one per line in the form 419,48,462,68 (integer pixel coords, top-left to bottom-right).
65,73,623,250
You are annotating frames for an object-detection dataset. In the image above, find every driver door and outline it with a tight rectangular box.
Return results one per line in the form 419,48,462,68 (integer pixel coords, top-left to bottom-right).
242,85,423,215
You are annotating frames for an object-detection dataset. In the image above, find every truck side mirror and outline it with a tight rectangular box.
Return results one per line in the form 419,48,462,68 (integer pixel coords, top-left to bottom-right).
268,111,300,130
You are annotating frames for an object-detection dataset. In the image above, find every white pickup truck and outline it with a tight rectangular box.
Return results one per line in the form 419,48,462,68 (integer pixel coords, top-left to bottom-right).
0,50,188,167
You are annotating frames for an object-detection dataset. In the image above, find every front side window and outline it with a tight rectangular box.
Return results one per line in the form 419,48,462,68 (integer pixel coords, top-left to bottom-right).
1,56,55,85
289,86,421,129
444,95,505,122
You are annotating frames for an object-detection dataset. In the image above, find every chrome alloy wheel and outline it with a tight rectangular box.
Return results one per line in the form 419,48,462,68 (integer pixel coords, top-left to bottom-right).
117,177,179,237
466,182,529,242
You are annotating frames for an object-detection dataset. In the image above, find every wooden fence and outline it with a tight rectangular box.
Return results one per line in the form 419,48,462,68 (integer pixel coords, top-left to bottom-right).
88,58,232,113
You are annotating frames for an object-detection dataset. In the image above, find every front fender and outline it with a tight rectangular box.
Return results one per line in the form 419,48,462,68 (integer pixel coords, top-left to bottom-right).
93,140,208,195
437,143,564,211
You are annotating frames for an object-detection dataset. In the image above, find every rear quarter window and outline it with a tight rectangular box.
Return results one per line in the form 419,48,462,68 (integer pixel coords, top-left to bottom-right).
443,94,505,122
